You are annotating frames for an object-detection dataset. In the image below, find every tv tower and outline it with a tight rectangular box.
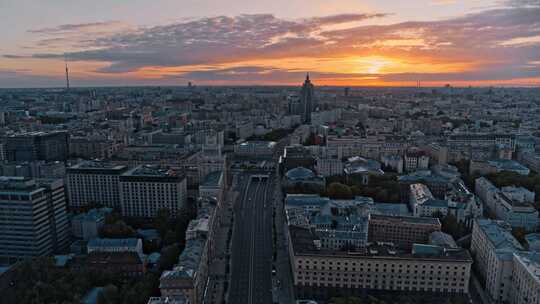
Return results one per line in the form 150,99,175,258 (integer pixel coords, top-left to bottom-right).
64,54,70,90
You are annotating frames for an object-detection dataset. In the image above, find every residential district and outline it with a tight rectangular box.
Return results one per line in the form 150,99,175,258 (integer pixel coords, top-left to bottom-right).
1,78,540,304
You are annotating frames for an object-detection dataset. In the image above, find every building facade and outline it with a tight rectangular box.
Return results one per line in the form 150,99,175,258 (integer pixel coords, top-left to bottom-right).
289,226,472,300
119,165,187,218
0,177,69,259
6,131,69,162
300,74,315,124
368,214,441,250
67,161,128,210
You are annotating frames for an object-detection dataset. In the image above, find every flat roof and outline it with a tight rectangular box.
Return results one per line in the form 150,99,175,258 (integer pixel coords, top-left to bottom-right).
370,214,441,225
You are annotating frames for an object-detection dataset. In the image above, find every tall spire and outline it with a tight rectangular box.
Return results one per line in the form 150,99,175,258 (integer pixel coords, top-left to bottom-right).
306,73,310,82
64,54,70,90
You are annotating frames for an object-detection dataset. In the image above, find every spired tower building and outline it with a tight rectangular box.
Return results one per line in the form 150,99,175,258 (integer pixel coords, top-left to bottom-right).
300,74,315,124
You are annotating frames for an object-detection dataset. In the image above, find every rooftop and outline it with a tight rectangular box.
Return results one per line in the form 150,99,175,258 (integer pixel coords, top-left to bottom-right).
87,238,141,249
487,159,529,172
72,208,113,222
286,167,316,181
476,219,523,258
200,170,223,187
370,214,441,226
290,225,470,261
238,141,276,148
285,194,330,208
0,176,43,193
123,165,176,177
514,252,540,283
526,233,540,245
69,160,127,171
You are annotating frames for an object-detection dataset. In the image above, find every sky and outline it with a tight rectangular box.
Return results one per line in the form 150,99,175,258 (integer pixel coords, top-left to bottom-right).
0,0,539,88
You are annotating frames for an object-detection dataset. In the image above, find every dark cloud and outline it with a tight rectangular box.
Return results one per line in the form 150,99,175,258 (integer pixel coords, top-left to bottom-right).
3,54,28,59
308,13,390,25
28,21,126,34
4,9,540,85
505,0,540,8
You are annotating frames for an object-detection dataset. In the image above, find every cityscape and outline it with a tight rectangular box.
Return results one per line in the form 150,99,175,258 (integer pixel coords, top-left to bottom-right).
1,1,540,304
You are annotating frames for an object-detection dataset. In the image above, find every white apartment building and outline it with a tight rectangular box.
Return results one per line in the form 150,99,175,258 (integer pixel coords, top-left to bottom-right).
475,177,538,231
404,149,430,173
119,165,187,218
471,219,524,303
66,161,128,210
315,157,343,177
289,226,472,300
409,183,439,217
511,252,540,304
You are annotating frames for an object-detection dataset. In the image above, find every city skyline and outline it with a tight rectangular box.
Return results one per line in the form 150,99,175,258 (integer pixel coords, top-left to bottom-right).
1,0,540,88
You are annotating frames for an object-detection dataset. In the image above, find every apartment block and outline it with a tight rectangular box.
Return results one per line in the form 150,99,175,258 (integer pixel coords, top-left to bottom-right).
66,161,128,210
119,165,187,218
0,177,69,259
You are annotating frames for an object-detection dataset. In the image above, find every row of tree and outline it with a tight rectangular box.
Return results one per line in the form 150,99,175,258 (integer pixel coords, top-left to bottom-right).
9,258,159,304
324,174,400,203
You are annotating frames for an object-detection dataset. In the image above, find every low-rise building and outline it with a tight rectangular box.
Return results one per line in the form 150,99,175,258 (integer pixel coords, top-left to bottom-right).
71,207,112,240
381,154,403,174
315,156,343,177
289,225,472,300
404,148,430,172
74,251,145,277
470,159,530,176
475,177,538,231
159,198,217,304
198,171,224,202
87,238,143,258
368,214,441,250
234,141,276,158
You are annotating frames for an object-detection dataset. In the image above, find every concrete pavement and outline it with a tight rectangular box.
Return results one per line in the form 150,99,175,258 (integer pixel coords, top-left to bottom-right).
228,174,274,304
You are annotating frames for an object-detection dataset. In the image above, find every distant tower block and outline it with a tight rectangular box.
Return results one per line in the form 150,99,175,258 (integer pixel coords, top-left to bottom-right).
300,73,315,124
65,55,70,90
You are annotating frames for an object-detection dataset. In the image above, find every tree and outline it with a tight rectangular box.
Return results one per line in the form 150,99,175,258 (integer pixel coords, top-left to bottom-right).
440,213,467,239
327,182,353,199
330,297,364,304
97,284,119,304
512,227,527,245
154,208,172,238
100,220,136,238
159,244,180,270
163,230,177,246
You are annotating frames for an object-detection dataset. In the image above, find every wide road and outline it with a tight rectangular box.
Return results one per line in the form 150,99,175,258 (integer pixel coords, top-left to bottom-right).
229,174,273,304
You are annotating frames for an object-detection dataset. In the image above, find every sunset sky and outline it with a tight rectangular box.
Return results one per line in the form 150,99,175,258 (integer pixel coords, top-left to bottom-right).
1,0,539,87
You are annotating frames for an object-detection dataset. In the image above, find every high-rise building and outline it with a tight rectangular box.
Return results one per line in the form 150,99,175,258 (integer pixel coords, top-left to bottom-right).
6,131,69,162
0,142,5,161
67,161,128,210
0,177,69,259
119,165,187,218
300,74,314,124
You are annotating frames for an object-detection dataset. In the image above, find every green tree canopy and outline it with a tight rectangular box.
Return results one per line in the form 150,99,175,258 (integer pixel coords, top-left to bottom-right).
327,182,353,199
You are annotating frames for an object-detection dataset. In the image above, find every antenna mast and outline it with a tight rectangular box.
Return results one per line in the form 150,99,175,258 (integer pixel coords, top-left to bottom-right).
64,54,70,90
